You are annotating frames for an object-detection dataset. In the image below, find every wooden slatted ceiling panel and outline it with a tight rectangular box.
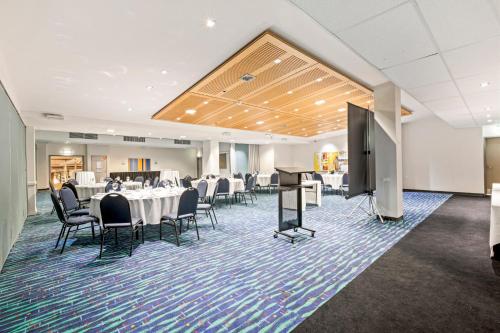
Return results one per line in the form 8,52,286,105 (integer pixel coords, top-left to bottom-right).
153,31,412,137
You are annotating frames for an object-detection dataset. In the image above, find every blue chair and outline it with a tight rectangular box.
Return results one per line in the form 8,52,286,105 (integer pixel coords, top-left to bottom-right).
235,175,255,206
134,176,144,184
160,188,200,246
196,179,208,203
313,173,332,194
341,173,349,196
215,178,231,208
63,181,90,206
269,173,279,194
50,192,98,254
197,182,217,229
59,187,90,217
157,180,167,188
99,193,144,257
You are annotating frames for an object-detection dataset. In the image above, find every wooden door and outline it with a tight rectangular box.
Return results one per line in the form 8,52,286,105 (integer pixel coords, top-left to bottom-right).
485,138,500,194
91,155,107,183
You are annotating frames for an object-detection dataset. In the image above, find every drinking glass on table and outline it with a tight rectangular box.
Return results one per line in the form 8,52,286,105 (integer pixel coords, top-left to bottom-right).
126,176,130,182
112,182,119,191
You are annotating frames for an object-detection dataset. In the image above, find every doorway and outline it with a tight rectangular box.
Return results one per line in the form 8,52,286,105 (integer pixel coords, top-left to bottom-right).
91,155,108,182
485,137,500,194
49,155,84,189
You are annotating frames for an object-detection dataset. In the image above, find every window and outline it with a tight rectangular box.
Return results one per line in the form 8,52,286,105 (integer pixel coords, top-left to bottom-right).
128,158,151,171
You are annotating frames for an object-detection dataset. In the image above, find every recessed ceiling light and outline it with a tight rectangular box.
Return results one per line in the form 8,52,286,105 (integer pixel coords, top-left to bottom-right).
487,114,491,118
206,18,216,28
334,127,338,130
185,109,197,115
106,129,115,133
274,115,279,119
64,140,70,144
317,131,323,134
315,100,326,106
273,58,282,64
148,132,152,136
256,121,264,125
267,129,272,132
338,108,346,112
287,91,293,94
179,135,186,139
480,81,490,88
318,115,322,118
287,132,291,134
244,126,248,129
263,101,269,104
316,78,323,82
337,119,341,122
228,116,232,119
146,85,153,91
301,128,305,131
485,106,491,111
294,108,299,111
345,91,351,95
488,119,493,123
203,101,209,105
161,70,168,75
176,117,181,121
244,109,249,113
128,107,133,112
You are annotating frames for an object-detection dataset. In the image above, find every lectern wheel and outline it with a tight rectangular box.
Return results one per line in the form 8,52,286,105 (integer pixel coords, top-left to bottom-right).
273,234,278,238
291,239,294,244
293,228,297,232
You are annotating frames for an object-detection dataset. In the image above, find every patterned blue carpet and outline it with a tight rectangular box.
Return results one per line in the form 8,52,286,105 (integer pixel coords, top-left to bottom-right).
0,191,450,332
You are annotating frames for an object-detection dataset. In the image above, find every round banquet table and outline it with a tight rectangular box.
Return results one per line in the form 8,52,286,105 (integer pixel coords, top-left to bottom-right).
76,181,143,199
89,187,185,225
256,174,271,187
191,178,245,196
321,173,344,189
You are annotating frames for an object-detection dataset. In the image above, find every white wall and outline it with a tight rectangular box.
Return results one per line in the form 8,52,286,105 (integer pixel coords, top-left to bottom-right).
259,144,275,174
291,135,348,170
36,142,197,188
402,115,484,194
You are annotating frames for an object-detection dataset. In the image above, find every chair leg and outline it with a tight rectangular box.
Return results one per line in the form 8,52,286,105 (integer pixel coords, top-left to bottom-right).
114,228,118,245
60,226,72,254
250,193,254,204
141,224,144,243
243,193,247,206
173,221,180,246
193,216,200,240
207,210,215,230
159,221,162,240
129,228,135,257
212,207,218,224
91,221,95,239
136,228,139,240
55,224,66,249
99,228,105,259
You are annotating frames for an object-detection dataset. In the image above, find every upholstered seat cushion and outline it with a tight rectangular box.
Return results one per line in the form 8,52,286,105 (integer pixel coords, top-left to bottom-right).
69,208,90,216
103,218,143,228
161,212,194,221
197,203,212,209
67,215,98,225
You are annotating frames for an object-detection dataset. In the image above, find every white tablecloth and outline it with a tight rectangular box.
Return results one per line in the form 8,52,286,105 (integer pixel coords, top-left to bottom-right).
257,174,272,187
490,184,500,257
76,181,143,199
75,171,96,185
282,180,322,211
90,188,185,225
322,173,344,189
191,178,245,196
160,170,180,185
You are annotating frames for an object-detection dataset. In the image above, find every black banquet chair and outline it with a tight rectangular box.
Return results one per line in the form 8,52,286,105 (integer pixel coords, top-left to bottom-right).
215,178,231,208
196,179,208,203
67,178,79,186
244,173,252,185
234,175,255,206
63,181,91,207
313,173,332,194
134,176,144,184
99,193,144,257
59,186,91,217
181,177,192,188
50,192,98,254
160,187,200,246
341,173,349,197
268,173,279,194
197,182,217,229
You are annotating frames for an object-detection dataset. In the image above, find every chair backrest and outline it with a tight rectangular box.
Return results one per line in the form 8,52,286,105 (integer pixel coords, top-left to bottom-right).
157,180,167,188
134,176,144,183
59,186,80,212
270,173,279,185
104,177,113,182
181,178,192,188
63,181,80,199
245,176,254,191
105,181,114,193
152,176,160,188
245,173,252,184
67,178,79,186
185,175,192,181
196,179,208,198
50,191,67,224
100,193,132,226
313,173,324,184
251,175,257,189
216,178,230,194
210,174,216,179
177,188,199,218
342,173,349,186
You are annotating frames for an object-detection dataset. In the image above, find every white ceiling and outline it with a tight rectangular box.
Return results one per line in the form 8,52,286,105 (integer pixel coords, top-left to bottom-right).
0,0,464,145
291,0,500,129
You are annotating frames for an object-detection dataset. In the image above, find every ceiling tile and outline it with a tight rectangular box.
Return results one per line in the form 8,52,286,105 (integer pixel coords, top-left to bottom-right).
416,0,500,51
443,35,500,78
383,54,451,89
337,2,437,69
455,68,500,95
436,113,477,128
463,89,500,113
407,81,460,102
289,0,407,33
424,96,469,114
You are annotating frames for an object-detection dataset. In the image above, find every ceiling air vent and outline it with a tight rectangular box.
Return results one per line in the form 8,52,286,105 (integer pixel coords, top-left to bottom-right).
174,139,191,145
240,73,255,82
123,136,146,143
44,113,64,120
69,132,98,140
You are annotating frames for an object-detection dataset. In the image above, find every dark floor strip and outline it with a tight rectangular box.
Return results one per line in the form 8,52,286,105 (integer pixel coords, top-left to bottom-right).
294,195,500,332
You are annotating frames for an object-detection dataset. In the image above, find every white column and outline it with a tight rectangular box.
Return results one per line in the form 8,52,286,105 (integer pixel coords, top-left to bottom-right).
26,126,37,215
374,82,403,220
230,143,236,175
202,140,219,175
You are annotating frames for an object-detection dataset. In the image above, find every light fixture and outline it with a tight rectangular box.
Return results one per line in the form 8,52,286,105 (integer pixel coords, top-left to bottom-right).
185,109,197,115
64,140,70,144
318,115,322,118
480,81,490,88
338,108,346,112
273,58,282,64
315,100,326,106
274,115,279,119
294,108,299,112
317,131,323,134
301,128,305,131
148,132,152,136
488,119,493,123
337,119,341,122
316,78,323,82
267,129,272,132
287,91,293,94
206,18,216,28
244,109,249,113
256,121,264,125
487,114,491,118
263,101,269,104
161,70,168,75
203,101,209,105
485,106,491,111
244,126,248,129
176,117,181,121
179,135,187,139
287,132,291,134
106,129,115,133
128,107,133,112
146,85,153,91
228,116,232,119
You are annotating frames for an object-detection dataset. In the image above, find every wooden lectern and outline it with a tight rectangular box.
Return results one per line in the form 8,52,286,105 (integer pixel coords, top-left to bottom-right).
274,167,316,243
